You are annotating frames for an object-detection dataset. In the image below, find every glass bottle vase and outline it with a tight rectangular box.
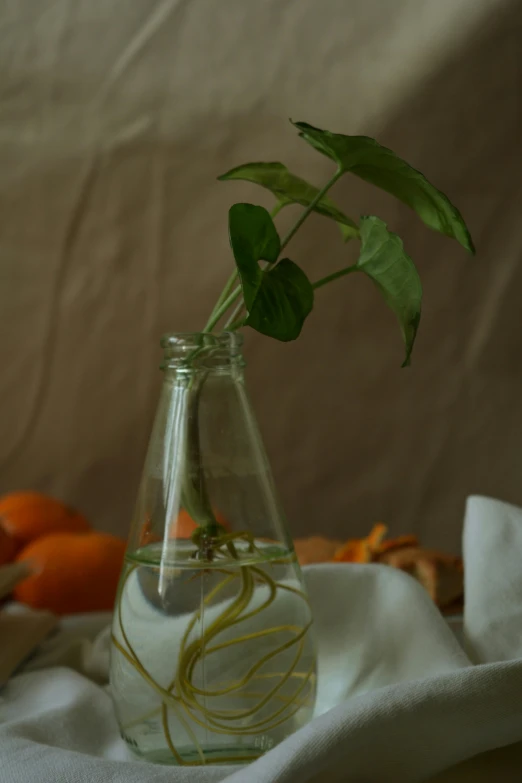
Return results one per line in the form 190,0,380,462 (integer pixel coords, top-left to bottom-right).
109,333,317,766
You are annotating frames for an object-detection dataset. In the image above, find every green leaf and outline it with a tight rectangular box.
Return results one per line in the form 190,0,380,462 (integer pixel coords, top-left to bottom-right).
357,216,422,366
292,121,475,254
244,259,314,341
219,161,359,240
228,203,281,303
228,203,313,341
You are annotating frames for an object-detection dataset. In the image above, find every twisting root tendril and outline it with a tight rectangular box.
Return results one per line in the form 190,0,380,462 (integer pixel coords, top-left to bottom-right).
111,534,315,765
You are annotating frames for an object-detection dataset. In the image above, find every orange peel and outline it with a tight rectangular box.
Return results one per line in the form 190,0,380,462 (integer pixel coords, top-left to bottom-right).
333,523,388,563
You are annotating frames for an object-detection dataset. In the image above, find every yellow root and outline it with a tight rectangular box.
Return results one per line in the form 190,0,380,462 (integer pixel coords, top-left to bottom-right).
111,535,315,765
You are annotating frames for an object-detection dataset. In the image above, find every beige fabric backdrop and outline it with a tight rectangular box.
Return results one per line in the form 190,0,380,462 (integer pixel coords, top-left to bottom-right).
0,0,520,551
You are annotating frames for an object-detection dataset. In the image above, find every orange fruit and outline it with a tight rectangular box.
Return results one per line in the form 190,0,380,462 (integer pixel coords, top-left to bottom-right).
170,508,229,539
138,509,231,547
138,516,160,547
13,532,126,615
0,492,90,549
0,525,17,566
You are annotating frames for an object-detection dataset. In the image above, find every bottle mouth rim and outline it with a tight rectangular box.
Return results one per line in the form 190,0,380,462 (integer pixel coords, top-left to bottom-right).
160,331,244,349
160,332,244,370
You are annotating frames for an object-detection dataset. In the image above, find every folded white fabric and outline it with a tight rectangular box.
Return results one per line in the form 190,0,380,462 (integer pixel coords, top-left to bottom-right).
9,611,112,684
2,495,522,783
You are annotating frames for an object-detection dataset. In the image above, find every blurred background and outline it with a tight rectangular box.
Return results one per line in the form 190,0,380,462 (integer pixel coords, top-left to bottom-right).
0,0,520,552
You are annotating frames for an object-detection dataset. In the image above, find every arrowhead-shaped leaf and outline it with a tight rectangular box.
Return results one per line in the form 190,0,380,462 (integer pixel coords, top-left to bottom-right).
219,161,358,241
293,121,474,254
229,203,314,341
357,216,422,366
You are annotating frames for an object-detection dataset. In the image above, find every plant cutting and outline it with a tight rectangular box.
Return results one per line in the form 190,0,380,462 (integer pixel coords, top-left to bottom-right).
109,121,474,766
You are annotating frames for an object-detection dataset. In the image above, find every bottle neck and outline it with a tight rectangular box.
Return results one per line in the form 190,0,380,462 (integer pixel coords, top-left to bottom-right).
160,332,245,375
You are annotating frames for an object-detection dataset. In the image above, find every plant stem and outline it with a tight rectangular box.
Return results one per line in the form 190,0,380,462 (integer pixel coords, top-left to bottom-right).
190,174,349,537
204,269,239,329
203,288,244,333
223,299,244,330
230,315,247,330
312,264,358,289
278,168,343,254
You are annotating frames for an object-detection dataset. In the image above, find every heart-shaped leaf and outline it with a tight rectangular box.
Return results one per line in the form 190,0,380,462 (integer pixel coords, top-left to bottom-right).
357,216,422,366
228,202,281,300
219,161,358,241
293,121,474,254
244,259,314,341
229,203,314,341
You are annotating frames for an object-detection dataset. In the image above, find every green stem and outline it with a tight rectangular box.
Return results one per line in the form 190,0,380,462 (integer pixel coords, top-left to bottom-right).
190,176,348,540
203,269,239,330
203,288,243,333
312,264,358,289
279,168,343,253
229,315,247,330
223,298,244,330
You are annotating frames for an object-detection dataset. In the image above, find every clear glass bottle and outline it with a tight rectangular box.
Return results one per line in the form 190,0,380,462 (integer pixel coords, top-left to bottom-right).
110,333,317,766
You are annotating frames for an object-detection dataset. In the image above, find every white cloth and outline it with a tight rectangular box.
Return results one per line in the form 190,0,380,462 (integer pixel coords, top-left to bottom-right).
2,495,522,782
